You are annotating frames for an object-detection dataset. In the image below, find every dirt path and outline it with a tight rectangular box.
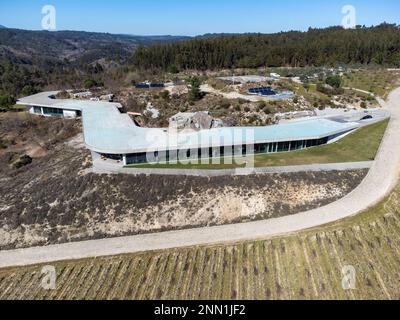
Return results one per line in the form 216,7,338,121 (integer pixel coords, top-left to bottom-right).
1,88,400,268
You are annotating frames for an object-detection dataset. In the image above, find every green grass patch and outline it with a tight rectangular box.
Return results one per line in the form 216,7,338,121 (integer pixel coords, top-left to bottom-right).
126,119,389,170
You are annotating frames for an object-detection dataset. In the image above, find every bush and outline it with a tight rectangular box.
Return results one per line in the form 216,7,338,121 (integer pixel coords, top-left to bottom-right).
317,83,344,95
207,78,227,91
325,75,342,89
188,76,203,102
20,85,37,97
0,95,16,110
256,101,267,109
219,99,231,109
83,79,103,89
263,105,273,114
0,139,7,149
160,90,170,100
360,101,367,109
168,65,179,74
56,91,70,99
13,155,32,169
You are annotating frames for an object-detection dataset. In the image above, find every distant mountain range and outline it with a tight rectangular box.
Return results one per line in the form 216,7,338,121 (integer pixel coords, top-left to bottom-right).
0,25,6,29
0,28,188,68
0,27,191,97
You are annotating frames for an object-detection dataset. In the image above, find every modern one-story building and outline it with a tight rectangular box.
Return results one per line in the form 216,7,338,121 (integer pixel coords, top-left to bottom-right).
17,91,377,166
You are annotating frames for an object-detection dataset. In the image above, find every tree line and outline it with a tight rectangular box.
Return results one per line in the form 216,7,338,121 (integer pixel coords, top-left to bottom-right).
131,24,400,71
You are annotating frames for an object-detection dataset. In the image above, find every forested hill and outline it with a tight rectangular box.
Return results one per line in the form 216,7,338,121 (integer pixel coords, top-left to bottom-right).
0,28,187,97
0,28,188,67
132,24,400,70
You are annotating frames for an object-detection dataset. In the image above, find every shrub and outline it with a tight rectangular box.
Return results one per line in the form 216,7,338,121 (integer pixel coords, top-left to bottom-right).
188,76,203,102
256,101,267,109
0,139,7,149
325,75,342,88
13,155,32,169
83,79,103,89
168,65,179,74
20,85,37,97
360,101,367,109
0,95,16,110
159,90,170,100
56,91,70,99
263,105,273,114
219,99,231,109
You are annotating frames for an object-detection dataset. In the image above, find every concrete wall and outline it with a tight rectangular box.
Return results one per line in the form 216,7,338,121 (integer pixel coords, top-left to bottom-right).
63,110,78,118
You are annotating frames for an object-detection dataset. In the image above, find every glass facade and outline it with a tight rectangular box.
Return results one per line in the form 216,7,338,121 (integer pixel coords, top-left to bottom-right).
124,137,330,165
42,107,64,117
33,106,42,114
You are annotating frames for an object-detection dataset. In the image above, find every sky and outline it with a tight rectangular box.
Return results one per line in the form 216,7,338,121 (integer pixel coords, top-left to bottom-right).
0,0,399,36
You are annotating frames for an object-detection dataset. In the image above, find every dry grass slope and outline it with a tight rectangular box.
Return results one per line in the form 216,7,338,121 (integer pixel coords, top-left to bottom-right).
1,180,400,300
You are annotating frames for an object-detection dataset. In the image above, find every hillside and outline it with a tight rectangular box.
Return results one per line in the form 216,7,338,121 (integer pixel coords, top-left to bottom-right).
2,179,400,299
0,28,186,66
0,28,186,97
132,23,400,71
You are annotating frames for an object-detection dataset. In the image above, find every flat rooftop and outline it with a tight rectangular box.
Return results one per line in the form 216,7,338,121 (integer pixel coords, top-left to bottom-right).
18,92,361,155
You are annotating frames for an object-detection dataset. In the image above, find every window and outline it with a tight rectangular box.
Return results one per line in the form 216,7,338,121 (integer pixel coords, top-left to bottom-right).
42,107,63,116
277,141,290,152
291,140,303,151
33,106,42,114
126,153,147,164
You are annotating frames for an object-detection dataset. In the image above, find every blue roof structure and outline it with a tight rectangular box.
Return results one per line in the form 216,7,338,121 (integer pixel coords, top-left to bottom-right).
248,87,276,96
248,87,294,100
18,92,360,155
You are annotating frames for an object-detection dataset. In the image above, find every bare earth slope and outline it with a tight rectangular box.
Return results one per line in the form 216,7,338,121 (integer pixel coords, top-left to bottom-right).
0,87,399,268
0,141,364,250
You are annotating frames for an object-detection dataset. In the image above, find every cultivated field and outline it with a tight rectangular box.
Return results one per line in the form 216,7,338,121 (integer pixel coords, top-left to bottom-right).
1,180,400,300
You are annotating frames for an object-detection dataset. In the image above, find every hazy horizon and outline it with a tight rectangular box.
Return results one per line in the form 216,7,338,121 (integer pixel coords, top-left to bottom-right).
0,0,399,36
0,22,398,38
